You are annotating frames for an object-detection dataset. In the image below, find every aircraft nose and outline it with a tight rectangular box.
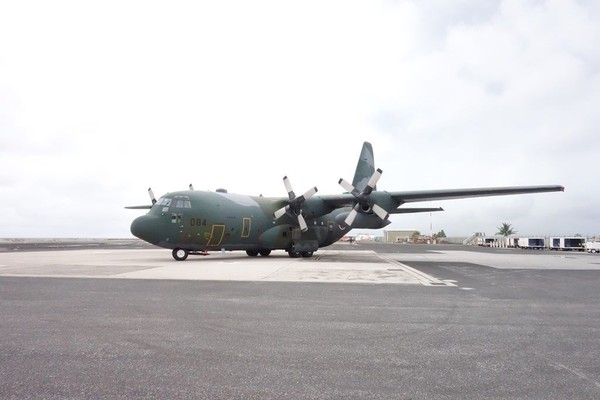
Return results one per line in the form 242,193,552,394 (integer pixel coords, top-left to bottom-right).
130,215,156,243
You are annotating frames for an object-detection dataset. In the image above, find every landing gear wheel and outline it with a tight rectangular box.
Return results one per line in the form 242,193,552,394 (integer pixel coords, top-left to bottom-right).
172,248,189,261
301,251,314,258
259,250,271,257
246,250,259,257
288,251,302,258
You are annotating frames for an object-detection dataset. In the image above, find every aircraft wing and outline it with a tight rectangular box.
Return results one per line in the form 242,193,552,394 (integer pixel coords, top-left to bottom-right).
389,207,444,214
318,185,564,216
389,185,564,203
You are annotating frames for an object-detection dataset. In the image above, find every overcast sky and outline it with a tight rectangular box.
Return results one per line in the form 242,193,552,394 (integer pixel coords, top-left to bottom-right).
1,0,598,238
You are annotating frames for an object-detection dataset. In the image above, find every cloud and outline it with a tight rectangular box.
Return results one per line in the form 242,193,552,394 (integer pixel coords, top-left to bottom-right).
0,0,597,237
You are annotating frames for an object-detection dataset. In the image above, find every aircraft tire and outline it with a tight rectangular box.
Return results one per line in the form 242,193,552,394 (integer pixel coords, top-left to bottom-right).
259,250,271,257
172,248,189,261
246,250,259,257
288,251,302,258
301,251,314,258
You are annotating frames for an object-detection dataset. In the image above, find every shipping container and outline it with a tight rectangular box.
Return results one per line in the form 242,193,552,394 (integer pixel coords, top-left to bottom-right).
517,237,545,249
548,237,586,251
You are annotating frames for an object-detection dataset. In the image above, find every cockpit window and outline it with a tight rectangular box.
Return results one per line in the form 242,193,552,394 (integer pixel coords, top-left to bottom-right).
157,198,172,207
173,196,192,209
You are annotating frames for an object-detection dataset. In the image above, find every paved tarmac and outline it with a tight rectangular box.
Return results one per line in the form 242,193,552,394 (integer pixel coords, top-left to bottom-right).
1,242,600,399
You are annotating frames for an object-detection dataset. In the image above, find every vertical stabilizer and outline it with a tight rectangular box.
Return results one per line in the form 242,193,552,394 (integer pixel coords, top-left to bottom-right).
352,142,376,192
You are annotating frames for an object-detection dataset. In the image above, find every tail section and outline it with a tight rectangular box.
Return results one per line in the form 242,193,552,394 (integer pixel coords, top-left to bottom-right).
352,142,376,192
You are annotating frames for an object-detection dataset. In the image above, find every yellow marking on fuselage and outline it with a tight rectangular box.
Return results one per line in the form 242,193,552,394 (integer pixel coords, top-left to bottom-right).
207,224,226,246
242,217,251,238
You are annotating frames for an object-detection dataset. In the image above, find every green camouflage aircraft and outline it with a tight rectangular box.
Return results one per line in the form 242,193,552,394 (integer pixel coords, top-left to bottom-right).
127,142,564,260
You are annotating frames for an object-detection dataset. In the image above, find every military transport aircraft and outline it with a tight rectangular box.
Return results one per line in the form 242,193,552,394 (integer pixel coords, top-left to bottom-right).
127,142,564,260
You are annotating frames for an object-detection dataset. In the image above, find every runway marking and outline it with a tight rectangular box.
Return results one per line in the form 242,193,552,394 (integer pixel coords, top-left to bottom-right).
376,254,455,287
544,357,600,390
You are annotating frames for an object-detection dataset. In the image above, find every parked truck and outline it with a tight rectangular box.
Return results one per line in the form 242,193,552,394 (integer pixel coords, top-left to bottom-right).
585,242,600,253
517,237,545,250
548,237,586,251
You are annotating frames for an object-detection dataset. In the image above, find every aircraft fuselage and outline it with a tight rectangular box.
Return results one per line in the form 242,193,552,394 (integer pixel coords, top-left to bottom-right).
130,190,359,258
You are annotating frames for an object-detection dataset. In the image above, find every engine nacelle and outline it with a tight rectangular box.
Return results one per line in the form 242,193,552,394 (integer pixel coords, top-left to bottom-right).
336,211,391,229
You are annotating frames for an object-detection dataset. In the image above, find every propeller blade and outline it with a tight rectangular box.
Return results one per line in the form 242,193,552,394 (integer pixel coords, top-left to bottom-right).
189,184,194,190
283,176,295,199
148,188,157,205
345,208,358,226
372,203,388,220
297,214,308,232
366,168,383,192
302,186,318,200
338,178,355,194
273,207,287,220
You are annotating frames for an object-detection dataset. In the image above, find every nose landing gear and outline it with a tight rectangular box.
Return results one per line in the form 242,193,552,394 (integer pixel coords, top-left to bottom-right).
172,248,189,261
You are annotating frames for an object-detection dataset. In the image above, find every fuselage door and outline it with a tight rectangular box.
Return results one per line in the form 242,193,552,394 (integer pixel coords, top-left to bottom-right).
207,224,226,247
328,221,334,233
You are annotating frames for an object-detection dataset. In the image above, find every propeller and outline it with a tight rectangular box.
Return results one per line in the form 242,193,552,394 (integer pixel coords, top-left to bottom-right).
338,168,388,226
273,176,318,232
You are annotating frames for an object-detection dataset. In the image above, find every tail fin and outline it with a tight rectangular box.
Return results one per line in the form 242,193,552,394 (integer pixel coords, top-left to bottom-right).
352,142,376,192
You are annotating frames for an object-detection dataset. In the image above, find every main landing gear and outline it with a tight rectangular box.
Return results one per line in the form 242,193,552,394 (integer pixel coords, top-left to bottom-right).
246,249,271,257
248,249,314,258
287,250,313,258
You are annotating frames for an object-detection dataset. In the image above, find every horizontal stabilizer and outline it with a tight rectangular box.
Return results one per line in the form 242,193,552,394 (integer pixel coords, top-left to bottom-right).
389,207,444,214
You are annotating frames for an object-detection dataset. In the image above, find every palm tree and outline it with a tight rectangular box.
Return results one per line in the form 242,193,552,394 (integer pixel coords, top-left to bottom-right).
496,222,516,236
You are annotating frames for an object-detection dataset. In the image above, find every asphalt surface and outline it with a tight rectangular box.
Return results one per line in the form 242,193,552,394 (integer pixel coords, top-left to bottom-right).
2,243,600,399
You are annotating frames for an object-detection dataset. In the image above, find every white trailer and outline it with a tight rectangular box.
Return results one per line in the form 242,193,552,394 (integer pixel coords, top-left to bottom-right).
548,237,586,251
585,242,600,253
517,237,545,249
482,237,496,247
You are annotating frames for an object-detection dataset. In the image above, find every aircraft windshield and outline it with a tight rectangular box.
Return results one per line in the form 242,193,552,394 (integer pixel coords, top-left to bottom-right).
156,196,191,208
173,196,191,209
157,198,172,206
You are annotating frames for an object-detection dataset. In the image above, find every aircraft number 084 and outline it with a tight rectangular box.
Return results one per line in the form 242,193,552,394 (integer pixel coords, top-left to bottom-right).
189,218,207,227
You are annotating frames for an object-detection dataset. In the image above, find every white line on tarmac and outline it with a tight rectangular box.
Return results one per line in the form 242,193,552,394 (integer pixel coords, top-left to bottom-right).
544,357,600,390
376,254,455,287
